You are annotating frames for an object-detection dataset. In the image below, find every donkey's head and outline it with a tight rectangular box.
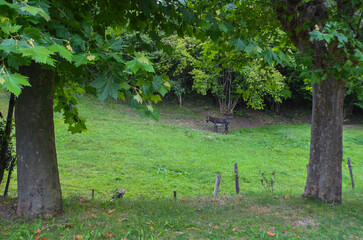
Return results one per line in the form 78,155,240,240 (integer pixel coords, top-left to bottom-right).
205,116,210,123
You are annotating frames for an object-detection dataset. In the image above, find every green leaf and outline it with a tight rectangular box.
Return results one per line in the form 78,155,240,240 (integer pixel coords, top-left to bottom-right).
152,76,163,91
20,5,50,22
89,71,120,101
262,49,278,65
230,38,246,51
7,54,31,70
125,59,140,74
109,38,123,51
2,72,30,96
158,85,168,96
22,27,43,42
245,43,262,56
134,94,143,104
150,94,162,103
125,55,155,74
20,46,55,66
10,24,22,33
111,53,125,63
0,0,13,7
218,23,228,33
73,54,88,67
118,92,125,101
182,9,194,23
120,82,131,90
48,44,72,62
137,105,159,120
0,39,21,52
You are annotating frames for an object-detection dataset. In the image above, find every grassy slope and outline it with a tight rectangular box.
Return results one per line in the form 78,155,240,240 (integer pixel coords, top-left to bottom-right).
0,92,362,239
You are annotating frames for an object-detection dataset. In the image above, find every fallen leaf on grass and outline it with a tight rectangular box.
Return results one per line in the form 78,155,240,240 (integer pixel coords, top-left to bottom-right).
117,218,128,222
146,221,152,225
284,194,289,200
87,212,98,218
215,204,220,206
353,237,359,239
233,226,238,231
106,232,113,238
2,232,8,236
34,229,41,239
186,228,191,230
151,226,155,230
107,209,116,214
6,226,11,229
75,235,83,240
214,225,220,229
267,231,276,236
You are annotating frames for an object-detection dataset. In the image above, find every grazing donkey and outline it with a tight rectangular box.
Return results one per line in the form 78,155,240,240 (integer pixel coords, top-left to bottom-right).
206,116,230,134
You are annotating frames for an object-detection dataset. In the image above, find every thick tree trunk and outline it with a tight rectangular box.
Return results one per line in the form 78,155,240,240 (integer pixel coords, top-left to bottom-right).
15,62,62,217
304,76,346,203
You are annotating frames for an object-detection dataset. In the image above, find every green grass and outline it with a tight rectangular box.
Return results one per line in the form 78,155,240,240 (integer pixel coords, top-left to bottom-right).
0,92,362,239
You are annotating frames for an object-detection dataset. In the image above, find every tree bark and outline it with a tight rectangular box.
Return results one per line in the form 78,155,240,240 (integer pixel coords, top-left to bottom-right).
15,62,62,217
304,76,345,203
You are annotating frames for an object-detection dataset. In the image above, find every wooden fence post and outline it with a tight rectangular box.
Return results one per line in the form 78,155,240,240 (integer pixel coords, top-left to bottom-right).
214,174,222,197
92,189,94,199
173,190,177,199
234,164,240,195
347,158,355,189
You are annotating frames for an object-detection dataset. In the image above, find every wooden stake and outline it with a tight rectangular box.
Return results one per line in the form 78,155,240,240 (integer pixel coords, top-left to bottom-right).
214,174,222,197
92,189,95,199
234,163,240,195
173,190,177,199
347,158,355,189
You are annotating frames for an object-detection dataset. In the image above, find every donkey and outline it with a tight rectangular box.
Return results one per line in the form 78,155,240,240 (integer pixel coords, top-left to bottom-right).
206,116,230,134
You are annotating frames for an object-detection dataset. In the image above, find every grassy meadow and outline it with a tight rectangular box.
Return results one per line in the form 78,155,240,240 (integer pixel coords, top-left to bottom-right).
0,92,362,239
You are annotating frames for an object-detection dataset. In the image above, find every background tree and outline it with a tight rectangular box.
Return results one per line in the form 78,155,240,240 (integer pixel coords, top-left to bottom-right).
155,35,200,106
191,39,289,113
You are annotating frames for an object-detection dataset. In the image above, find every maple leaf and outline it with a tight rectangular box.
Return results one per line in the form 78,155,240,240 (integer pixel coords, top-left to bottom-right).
232,226,238,231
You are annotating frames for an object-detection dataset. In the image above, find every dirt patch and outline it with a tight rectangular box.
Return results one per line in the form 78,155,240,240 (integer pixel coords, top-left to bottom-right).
158,103,312,132
291,218,320,227
0,197,17,221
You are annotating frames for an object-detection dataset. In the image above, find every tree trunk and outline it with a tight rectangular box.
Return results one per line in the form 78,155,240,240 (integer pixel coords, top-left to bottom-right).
15,62,62,217
304,76,346,203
